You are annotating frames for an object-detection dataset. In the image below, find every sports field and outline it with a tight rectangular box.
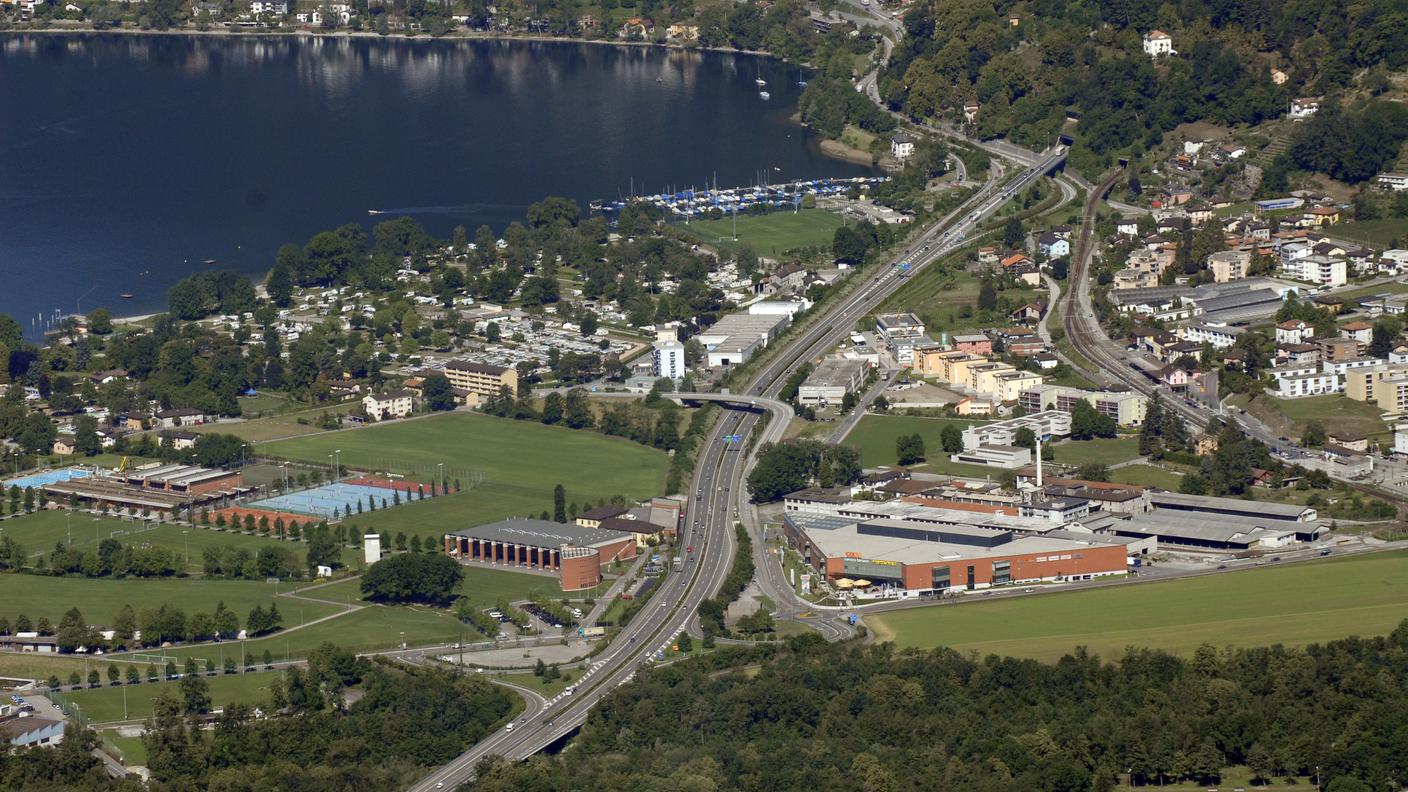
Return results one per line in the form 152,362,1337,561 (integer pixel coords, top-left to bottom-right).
867,550,1408,662
261,413,669,535
55,669,281,723
0,573,342,626
679,209,842,257
0,513,358,573
193,402,358,442
153,604,474,665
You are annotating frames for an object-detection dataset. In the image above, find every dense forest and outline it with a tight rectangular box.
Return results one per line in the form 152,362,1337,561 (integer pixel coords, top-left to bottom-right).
472,627,1408,792
883,0,1408,173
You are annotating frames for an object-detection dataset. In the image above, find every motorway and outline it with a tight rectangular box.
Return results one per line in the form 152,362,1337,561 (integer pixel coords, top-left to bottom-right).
407,140,1070,792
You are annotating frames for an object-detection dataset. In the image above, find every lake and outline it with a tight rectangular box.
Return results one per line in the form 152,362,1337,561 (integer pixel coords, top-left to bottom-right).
0,33,869,335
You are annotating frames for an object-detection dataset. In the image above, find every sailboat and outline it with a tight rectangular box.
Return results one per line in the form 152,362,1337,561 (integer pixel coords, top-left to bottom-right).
755,70,767,87
796,68,807,87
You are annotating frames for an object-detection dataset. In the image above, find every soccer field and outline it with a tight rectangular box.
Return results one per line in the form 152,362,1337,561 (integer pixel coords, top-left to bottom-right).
867,550,1408,661
0,572,342,626
678,209,843,257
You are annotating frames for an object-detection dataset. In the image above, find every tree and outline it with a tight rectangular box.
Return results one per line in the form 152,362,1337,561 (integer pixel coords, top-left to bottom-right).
361,553,464,604
1003,216,1026,248
1368,318,1399,359
940,424,964,454
553,484,568,523
977,281,998,311
108,664,120,686
540,391,564,425
895,433,926,465
1071,400,1117,438
181,667,212,714
86,308,113,335
1075,463,1111,481
1301,421,1326,447
423,373,456,411
56,607,91,653
1012,427,1037,450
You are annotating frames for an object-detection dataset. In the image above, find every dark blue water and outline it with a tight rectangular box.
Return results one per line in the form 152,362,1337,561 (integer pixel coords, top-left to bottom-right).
0,34,868,335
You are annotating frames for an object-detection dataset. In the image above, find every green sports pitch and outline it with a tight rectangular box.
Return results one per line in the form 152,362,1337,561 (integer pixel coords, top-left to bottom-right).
867,550,1408,661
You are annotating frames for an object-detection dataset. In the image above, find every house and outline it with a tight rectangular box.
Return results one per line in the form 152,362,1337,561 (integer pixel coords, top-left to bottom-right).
890,133,916,162
963,103,980,123
665,24,698,40
1194,432,1219,455
618,17,650,38
87,369,128,386
950,334,992,355
1270,68,1288,85
1274,320,1314,345
1159,365,1192,390
1009,303,1044,324
1327,431,1369,452
157,429,200,451
1142,30,1173,57
1378,172,1408,192
52,435,76,456
1277,342,1321,366
1031,352,1060,370
1288,97,1321,120
1275,371,1339,398
1306,206,1340,226
1037,232,1070,259
1341,321,1374,345
362,389,416,421
154,407,210,428
1116,219,1140,237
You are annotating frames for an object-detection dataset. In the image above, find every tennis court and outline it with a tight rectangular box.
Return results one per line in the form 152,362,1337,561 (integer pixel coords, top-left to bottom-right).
5,467,93,490
245,480,427,519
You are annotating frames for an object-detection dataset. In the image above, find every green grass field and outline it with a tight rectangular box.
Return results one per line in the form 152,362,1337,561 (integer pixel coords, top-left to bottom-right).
1050,436,1141,467
55,669,281,723
1243,393,1391,445
846,414,989,469
1108,464,1184,489
0,572,341,627
150,604,475,665
868,550,1408,662
263,413,668,539
677,209,843,257
0,513,356,573
194,402,357,442
876,264,1040,339
1331,218,1408,247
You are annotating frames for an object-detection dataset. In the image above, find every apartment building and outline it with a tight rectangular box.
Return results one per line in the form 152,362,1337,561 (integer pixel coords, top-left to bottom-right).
443,360,519,401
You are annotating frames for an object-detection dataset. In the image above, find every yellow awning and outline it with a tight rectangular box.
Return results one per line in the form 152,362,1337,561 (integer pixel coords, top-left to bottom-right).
833,578,854,589
852,579,872,588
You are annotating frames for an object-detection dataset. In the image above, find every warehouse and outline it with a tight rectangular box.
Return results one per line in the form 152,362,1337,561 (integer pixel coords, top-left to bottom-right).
1098,512,1319,551
443,517,638,590
782,513,1129,594
1148,492,1317,523
797,357,868,406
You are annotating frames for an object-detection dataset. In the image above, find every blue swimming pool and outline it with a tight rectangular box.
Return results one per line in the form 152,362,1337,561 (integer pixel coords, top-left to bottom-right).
4,468,92,490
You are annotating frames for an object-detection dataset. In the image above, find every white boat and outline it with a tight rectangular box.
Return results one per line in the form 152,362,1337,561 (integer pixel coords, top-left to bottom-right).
759,91,770,100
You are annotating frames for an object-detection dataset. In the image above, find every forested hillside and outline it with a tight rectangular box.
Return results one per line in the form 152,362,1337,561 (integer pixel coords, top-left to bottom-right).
472,626,1408,792
883,0,1408,173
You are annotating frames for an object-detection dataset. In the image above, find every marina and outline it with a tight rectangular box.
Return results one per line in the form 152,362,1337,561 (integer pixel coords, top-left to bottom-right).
590,176,888,219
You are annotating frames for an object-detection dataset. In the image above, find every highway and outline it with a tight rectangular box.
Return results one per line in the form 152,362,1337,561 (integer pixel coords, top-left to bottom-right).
406,140,1069,792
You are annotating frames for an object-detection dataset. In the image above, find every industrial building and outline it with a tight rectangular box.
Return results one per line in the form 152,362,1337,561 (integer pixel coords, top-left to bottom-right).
41,465,250,516
443,517,638,590
782,512,1131,594
798,357,868,406
697,312,790,367
1147,491,1317,522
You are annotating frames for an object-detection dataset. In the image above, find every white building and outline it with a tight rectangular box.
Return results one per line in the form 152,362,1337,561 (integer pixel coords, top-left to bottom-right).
1179,322,1242,349
1142,30,1173,57
962,410,1071,449
1394,424,1408,456
950,444,1032,469
1284,255,1347,287
1274,371,1340,399
891,133,916,161
653,339,687,381
747,299,811,318
364,533,382,564
363,389,416,420
1377,172,1408,192
1288,97,1321,120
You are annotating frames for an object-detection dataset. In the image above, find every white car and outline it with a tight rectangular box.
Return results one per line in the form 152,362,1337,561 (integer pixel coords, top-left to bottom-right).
505,722,515,732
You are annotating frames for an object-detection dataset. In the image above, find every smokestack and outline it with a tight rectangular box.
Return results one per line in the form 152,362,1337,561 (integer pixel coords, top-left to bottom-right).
1035,436,1043,489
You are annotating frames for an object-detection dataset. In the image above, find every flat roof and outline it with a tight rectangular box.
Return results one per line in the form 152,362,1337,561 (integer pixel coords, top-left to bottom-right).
797,518,1120,566
1149,491,1311,520
448,517,631,548
803,357,866,388
833,499,1059,534
1114,513,1300,544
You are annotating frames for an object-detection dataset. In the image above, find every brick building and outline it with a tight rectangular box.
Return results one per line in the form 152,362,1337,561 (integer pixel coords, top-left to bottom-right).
444,517,637,591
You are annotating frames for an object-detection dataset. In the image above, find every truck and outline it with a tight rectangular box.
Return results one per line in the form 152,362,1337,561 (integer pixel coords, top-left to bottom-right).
673,556,683,572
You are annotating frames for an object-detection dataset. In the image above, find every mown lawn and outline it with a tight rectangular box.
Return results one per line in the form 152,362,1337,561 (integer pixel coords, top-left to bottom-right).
0,572,341,627
1049,436,1141,467
54,669,281,723
845,414,989,469
1108,464,1184,489
868,550,1408,662
678,209,842,257
150,603,477,665
1331,218,1408,247
193,402,357,442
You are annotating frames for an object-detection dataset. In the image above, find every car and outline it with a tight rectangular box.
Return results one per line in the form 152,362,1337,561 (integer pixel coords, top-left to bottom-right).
1216,564,1227,570
1022,587,1036,593
436,783,445,789
563,686,574,695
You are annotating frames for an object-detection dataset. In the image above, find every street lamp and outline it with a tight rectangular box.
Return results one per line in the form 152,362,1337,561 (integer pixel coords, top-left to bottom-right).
182,530,189,565
437,462,444,493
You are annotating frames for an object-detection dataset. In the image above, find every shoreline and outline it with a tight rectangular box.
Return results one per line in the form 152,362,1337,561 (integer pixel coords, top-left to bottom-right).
0,24,779,59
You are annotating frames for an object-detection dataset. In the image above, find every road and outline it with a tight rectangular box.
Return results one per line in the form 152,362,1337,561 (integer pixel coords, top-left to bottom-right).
405,139,1070,792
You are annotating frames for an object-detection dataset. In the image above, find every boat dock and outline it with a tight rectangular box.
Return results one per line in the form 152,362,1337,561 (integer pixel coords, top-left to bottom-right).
590,176,888,218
